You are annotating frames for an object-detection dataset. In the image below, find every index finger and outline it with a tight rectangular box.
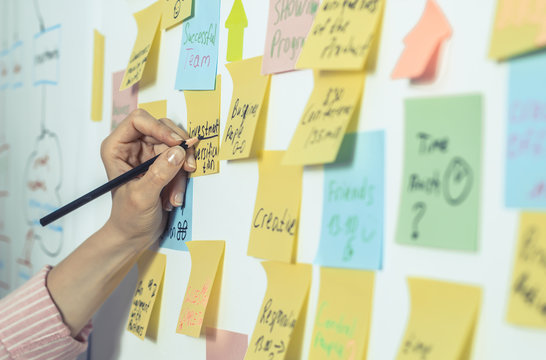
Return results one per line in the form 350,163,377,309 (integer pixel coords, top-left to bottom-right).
113,109,183,146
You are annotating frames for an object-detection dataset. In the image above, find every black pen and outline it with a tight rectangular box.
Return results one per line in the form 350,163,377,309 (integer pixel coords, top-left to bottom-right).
39,137,200,227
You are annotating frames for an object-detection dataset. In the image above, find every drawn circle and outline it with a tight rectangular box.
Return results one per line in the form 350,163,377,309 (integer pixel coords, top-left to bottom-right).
38,233,63,257
173,0,181,18
443,157,473,206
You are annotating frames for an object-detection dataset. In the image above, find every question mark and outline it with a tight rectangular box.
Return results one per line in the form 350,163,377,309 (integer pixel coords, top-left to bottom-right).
411,202,426,240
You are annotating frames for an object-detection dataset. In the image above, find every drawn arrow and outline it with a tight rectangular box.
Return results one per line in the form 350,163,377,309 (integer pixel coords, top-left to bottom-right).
225,0,247,62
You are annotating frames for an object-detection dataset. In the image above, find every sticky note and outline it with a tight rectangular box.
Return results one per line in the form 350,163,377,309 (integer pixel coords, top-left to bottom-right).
505,51,546,208
309,268,374,360
161,0,193,30
127,250,167,340
396,95,482,251
296,0,385,70
261,0,319,74
206,328,248,360
219,56,271,160
506,212,546,328
177,240,225,337
91,30,105,122
316,131,384,270
283,71,365,165
111,69,138,131
161,178,193,251
120,2,162,90
138,100,167,119
396,278,481,360
391,0,451,81
489,0,546,60
225,0,248,62
248,151,303,263
245,261,312,360
185,75,221,177
175,0,220,90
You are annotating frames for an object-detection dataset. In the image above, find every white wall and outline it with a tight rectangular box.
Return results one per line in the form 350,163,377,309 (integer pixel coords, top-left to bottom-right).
0,0,544,359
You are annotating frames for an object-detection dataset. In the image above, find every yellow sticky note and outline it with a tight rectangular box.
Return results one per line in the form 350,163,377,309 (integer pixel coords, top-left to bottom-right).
225,0,248,62
120,2,162,90
245,261,312,360
177,240,225,337
91,30,104,122
248,151,303,263
296,0,385,70
219,56,271,160
127,250,167,340
507,212,546,328
185,75,221,177
396,278,481,360
138,100,167,119
283,71,365,165
489,0,546,60
161,0,193,30
309,268,374,360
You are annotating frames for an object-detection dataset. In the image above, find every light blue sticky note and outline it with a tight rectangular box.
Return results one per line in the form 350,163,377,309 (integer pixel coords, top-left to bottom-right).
175,0,220,90
506,50,546,208
160,178,193,251
315,130,385,270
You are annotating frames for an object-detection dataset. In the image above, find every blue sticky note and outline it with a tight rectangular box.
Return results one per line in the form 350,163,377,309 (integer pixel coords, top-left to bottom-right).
506,50,546,208
175,0,220,90
315,131,385,270
160,178,193,251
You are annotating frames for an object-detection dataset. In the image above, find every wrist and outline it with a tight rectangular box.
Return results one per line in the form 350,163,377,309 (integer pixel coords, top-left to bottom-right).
102,219,154,256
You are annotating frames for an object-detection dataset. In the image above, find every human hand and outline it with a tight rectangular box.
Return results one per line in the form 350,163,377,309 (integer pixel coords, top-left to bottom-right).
100,109,196,252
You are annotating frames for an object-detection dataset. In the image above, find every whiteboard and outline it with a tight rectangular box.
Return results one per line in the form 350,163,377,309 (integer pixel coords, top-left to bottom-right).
0,0,545,359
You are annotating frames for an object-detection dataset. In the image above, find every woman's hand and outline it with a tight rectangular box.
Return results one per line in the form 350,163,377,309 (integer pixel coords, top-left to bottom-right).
100,109,196,253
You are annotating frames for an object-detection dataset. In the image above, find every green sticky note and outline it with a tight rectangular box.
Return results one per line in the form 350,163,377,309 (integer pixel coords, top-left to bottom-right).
396,95,482,251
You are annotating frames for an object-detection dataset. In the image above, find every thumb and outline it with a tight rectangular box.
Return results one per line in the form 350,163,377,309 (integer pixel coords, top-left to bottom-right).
138,146,186,202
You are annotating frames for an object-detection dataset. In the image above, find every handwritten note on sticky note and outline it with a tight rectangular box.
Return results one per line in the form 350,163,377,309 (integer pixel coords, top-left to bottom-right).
248,152,303,263
391,0,451,81
112,70,138,130
245,261,312,360
283,71,365,165
505,52,546,208
127,250,166,340
507,212,546,328
309,268,374,360
219,56,271,160
296,0,385,70
91,30,104,122
177,240,225,337
161,0,193,30
490,0,546,60
396,95,482,251
262,0,319,74
225,0,248,62
161,178,193,251
120,2,162,90
185,75,221,177
175,0,220,90
316,131,384,270
206,327,248,360
138,100,167,119
396,278,481,360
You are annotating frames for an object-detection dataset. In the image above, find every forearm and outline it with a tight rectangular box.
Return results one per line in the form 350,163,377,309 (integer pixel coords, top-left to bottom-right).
47,222,142,337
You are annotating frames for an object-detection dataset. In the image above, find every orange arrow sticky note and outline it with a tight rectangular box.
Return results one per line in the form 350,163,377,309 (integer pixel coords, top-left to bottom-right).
391,0,451,80
225,0,248,62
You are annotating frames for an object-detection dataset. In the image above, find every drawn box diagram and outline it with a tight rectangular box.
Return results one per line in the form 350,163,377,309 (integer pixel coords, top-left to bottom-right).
33,24,61,86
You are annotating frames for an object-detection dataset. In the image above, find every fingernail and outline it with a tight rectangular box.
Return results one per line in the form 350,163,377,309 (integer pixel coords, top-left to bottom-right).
165,203,173,212
167,147,185,166
187,156,196,169
171,132,183,142
174,193,183,206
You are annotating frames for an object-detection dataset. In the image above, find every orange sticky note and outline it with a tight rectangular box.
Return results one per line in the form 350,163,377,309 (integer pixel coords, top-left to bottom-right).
177,240,225,337
161,0,193,30
391,0,451,80
126,251,167,340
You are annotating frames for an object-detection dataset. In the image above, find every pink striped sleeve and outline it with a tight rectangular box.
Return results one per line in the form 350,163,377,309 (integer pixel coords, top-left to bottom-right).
0,266,92,360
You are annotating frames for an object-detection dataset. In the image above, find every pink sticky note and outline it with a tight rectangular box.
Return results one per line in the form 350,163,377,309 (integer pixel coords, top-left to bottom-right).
261,0,319,75
206,327,248,360
111,69,138,131
391,0,451,80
